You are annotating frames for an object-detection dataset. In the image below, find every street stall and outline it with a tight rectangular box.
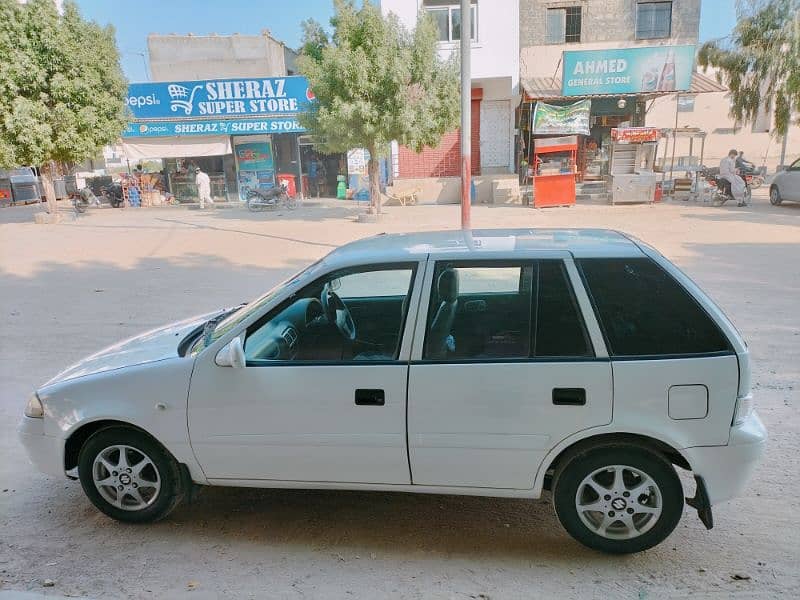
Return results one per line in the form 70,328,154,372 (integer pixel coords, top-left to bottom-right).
658,127,707,200
608,127,659,204
532,136,578,207
521,100,589,207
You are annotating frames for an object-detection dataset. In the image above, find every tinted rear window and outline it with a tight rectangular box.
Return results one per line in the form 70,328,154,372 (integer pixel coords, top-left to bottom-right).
578,258,731,357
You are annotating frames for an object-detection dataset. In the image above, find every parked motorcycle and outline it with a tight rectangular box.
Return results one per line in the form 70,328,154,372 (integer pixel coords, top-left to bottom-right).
101,182,125,208
246,182,296,212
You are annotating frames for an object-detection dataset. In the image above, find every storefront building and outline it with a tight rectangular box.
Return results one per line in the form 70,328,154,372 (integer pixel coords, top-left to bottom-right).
518,0,723,181
121,75,348,202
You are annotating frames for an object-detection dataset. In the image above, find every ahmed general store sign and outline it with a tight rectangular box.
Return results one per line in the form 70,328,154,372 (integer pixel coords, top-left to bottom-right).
122,76,313,137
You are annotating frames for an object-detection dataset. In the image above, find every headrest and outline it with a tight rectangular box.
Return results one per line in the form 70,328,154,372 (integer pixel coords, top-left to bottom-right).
437,268,459,303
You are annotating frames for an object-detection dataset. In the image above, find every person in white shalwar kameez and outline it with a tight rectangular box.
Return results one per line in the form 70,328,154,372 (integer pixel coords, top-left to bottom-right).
719,148,747,206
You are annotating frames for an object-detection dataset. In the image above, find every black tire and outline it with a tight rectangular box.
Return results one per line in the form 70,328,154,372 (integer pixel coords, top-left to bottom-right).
552,445,684,554
770,186,782,205
78,426,184,523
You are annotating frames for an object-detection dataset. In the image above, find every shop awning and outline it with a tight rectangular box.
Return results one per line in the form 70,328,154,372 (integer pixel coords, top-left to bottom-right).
120,136,232,160
521,71,727,101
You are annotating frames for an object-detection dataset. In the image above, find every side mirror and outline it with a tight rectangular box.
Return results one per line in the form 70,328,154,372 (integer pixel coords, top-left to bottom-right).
216,335,246,368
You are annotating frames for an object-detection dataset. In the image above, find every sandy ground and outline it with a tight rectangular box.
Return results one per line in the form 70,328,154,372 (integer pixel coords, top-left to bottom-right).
1,194,798,599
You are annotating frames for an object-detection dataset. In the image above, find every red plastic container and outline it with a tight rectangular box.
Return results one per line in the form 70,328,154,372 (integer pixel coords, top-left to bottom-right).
276,173,297,198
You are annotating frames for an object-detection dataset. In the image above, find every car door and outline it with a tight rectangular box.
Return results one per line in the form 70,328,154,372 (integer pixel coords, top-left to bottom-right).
779,159,800,201
187,261,425,484
407,256,613,489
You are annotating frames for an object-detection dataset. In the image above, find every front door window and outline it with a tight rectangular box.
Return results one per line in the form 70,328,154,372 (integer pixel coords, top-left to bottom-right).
244,264,416,363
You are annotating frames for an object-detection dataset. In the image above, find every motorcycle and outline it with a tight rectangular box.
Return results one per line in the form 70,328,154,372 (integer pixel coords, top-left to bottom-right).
71,187,100,214
700,167,751,206
245,182,296,212
101,182,125,208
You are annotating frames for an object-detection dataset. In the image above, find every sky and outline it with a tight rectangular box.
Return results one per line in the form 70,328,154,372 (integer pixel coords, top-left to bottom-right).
73,0,738,83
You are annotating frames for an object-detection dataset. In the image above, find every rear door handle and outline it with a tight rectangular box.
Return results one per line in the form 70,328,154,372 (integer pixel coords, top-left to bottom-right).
552,388,586,406
355,389,385,406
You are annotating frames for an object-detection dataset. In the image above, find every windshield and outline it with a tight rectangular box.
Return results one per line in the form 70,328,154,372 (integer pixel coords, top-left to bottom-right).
189,257,326,355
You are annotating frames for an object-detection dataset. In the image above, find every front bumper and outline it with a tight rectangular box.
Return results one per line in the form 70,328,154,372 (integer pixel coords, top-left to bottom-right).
683,410,767,505
18,416,64,477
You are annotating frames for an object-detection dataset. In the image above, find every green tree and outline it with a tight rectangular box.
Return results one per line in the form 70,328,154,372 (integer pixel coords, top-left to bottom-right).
698,0,799,139
0,0,128,208
299,18,329,63
297,0,459,214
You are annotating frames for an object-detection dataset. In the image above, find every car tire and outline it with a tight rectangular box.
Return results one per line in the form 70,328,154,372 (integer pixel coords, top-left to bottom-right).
78,426,185,523
770,186,782,205
552,445,683,554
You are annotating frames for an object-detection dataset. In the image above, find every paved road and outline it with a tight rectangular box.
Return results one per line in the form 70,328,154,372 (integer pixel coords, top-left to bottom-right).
1,195,798,599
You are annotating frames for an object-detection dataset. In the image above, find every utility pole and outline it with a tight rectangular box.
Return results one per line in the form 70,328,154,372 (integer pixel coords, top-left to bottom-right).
779,131,788,170
460,0,471,229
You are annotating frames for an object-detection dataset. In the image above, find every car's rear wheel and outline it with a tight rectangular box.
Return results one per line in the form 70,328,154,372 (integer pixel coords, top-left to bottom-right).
770,186,782,205
552,446,683,554
78,427,184,523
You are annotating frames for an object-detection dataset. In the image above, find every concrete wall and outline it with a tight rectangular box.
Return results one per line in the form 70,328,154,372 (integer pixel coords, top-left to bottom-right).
647,87,800,171
390,174,519,204
520,0,700,80
148,32,296,81
521,0,700,46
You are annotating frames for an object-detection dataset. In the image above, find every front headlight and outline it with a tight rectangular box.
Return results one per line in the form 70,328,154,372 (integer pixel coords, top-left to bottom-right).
24,393,44,418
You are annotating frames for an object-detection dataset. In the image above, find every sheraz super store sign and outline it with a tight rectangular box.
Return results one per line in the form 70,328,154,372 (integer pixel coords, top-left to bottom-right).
562,45,695,96
125,76,314,119
123,117,305,138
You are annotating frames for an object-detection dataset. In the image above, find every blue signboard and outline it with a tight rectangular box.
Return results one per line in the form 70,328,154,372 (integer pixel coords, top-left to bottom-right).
125,76,313,120
562,45,695,97
122,117,305,138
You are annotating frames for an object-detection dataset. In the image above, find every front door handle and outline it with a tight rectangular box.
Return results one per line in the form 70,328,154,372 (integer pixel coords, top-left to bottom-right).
552,388,586,406
355,389,385,406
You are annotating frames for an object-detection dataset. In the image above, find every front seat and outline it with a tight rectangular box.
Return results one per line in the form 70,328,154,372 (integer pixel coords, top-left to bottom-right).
425,268,459,359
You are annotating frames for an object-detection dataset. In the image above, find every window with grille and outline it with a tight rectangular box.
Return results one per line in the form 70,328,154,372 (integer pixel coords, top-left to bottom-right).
636,1,672,39
546,7,581,44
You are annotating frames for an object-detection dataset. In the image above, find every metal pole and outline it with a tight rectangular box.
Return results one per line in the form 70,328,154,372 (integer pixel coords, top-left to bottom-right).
669,93,679,181
460,0,471,229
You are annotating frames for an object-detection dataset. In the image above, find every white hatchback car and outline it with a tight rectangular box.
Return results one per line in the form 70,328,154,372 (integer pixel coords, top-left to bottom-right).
20,229,765,554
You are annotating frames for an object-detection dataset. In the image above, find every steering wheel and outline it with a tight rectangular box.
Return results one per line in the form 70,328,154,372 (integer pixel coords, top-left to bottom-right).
321,284,357,342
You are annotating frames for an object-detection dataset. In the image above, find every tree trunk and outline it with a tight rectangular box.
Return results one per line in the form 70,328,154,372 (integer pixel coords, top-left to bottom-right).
367,145,381,215
40,162,57,215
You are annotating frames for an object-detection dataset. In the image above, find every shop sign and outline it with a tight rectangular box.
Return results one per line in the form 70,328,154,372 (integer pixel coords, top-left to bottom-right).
532,100,591,136
611,127,660,143
125,76,313,120
123,117,305,138
562,45,695,97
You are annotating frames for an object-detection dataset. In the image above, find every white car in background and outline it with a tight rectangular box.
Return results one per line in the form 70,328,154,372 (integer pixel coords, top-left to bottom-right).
19,229,766,554
770,157,800,204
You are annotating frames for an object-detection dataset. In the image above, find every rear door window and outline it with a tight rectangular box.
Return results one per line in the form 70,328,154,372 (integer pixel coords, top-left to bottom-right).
577,258,731,356
534,260,593,357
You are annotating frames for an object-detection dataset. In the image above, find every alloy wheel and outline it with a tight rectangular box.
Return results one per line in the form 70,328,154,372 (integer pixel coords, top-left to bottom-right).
92,445,161,511
574,464,662,540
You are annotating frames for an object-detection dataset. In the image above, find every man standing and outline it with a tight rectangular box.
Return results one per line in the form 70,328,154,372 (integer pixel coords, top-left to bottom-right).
195,167,212,209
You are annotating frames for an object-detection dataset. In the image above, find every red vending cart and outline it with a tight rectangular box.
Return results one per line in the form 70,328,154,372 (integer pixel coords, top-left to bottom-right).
533,136,577,208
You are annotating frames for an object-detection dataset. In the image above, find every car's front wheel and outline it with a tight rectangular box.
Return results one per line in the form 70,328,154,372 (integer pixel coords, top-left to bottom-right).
552,445,683,554
78,427,184,523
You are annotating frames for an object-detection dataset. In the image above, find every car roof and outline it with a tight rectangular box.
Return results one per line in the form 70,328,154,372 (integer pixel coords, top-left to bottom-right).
322,228,646,268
